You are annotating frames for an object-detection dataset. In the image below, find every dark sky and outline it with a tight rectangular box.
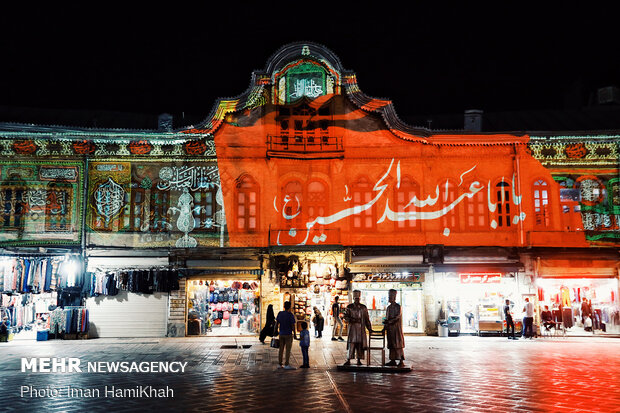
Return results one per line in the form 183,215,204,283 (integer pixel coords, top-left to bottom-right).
1,5,619,126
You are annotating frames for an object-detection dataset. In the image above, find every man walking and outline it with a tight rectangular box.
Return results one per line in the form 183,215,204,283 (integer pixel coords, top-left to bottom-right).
331,295,344,341
523,297,535,339
275,301,297,369
504,299,517,340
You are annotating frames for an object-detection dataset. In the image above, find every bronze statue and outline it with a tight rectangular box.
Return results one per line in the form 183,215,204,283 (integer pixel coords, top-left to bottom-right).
343,290,372,366
384,289,405,367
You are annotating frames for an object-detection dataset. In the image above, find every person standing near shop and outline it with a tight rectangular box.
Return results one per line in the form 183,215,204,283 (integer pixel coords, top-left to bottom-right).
312,307,324,338
523,297,535,339
275,301,297,370
384,289,405,367
331,295,344,341
504,299,517,340
259,304,275,344
299,321,311,368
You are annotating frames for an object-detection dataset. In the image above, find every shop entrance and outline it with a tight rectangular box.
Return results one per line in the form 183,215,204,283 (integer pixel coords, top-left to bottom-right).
186,278,260,336
537,277,619,335
352,281,425,333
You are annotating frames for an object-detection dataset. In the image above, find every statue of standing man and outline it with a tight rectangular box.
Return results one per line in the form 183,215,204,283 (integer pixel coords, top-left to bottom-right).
384,289,405,367
343,290,372,366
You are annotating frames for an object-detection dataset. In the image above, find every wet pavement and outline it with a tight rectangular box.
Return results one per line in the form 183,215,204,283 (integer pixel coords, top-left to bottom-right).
1,335,619,412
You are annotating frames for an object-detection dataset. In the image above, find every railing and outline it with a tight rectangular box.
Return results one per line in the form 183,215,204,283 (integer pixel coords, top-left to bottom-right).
266,135,343,158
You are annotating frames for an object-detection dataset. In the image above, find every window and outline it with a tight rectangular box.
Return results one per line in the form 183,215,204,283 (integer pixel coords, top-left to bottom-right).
45,182,72,232
533,179,550,228
193,190,217,232
351,176,375,230
465,181,487,230
559,181,581,231
236,174,258,231
1,185,25,230
495,181,511,228
441,180,458,230
150,187,170,233
307,180,328,230
280,180,303,230
394,176,420,231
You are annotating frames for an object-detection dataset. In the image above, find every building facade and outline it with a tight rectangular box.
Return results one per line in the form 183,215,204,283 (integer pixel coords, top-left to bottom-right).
1,42,618,340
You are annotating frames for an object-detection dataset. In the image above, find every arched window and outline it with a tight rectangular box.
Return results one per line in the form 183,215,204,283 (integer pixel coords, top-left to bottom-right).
193,188,217,232
559,180,581,231
441,180,458,230
533,179,550,229
394,176,420,231
280,180,303,230
495,181,511,228
149,185,170,233
307,180,328,230
465,181,487,230
236,174,259,231
45,181,72,233
351,176,375,230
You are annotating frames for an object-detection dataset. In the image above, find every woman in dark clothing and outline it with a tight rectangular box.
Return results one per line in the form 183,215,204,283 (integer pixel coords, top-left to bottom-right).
259,304,276,343
312,307,324,338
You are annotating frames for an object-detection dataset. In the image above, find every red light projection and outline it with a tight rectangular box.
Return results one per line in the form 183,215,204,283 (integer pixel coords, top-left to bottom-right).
214,95,588,249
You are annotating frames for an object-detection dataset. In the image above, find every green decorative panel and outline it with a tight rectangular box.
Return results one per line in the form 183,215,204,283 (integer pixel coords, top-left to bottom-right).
0,160,84,245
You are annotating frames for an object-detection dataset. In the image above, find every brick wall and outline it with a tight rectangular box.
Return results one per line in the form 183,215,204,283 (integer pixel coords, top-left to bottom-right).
167,278,186,337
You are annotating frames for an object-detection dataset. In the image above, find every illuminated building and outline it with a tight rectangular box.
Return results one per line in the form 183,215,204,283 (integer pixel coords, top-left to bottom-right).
0,42,617,339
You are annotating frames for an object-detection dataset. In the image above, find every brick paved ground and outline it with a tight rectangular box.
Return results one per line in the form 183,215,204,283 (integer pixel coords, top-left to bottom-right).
1,335,619,412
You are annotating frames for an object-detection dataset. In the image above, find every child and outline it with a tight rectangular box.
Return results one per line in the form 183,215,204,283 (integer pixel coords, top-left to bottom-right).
299,321,310,368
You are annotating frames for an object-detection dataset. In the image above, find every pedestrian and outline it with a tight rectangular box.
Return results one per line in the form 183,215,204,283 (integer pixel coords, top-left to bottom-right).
343,290,372,366
384,289,405,367
275,301,297,370
580,299,591,325
331,295,344,341
522,297,534,339
312,307,324,338
504,299,517,340
541,305,554,331
259,304,276,344
299,321,310,368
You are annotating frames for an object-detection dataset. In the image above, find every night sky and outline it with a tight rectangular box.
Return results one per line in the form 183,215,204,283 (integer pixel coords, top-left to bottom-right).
1,5,619,128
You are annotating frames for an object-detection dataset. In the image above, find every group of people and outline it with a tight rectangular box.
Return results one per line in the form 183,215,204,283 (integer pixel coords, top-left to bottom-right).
504,297,535,340
259,289,406,369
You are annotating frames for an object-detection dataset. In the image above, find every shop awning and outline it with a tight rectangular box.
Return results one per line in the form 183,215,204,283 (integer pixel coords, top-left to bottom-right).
349,255,427,273
185,259,261,269
434,263,523,273
87,256,169,271
538,259,618,278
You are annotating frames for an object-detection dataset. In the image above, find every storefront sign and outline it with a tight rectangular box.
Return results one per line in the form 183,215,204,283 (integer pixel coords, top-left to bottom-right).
459,273,502,284
352,272,424,282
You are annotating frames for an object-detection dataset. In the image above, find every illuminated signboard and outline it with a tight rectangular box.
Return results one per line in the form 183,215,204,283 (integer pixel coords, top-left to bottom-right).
459,273,502,284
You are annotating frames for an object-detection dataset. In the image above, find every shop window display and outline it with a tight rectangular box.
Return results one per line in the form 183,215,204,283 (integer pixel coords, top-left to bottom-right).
351,279,424,334
440,272,522,335
186,279,260,336
536,278,620,335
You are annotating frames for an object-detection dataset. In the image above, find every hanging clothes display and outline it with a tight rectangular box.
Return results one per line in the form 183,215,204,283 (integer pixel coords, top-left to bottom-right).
0,256,75,294
88,268,179,297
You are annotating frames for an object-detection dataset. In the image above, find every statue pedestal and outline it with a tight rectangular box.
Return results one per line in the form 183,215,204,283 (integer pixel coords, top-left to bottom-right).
335,364,412,373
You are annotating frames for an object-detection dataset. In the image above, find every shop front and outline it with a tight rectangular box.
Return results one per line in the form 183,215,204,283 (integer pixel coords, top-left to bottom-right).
266,251,348,335
349,255,428,334
186,275,261,336
85,254,173,338
536,256,620,335
1,252,86,341
184,259,262,337
434,268,525,335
